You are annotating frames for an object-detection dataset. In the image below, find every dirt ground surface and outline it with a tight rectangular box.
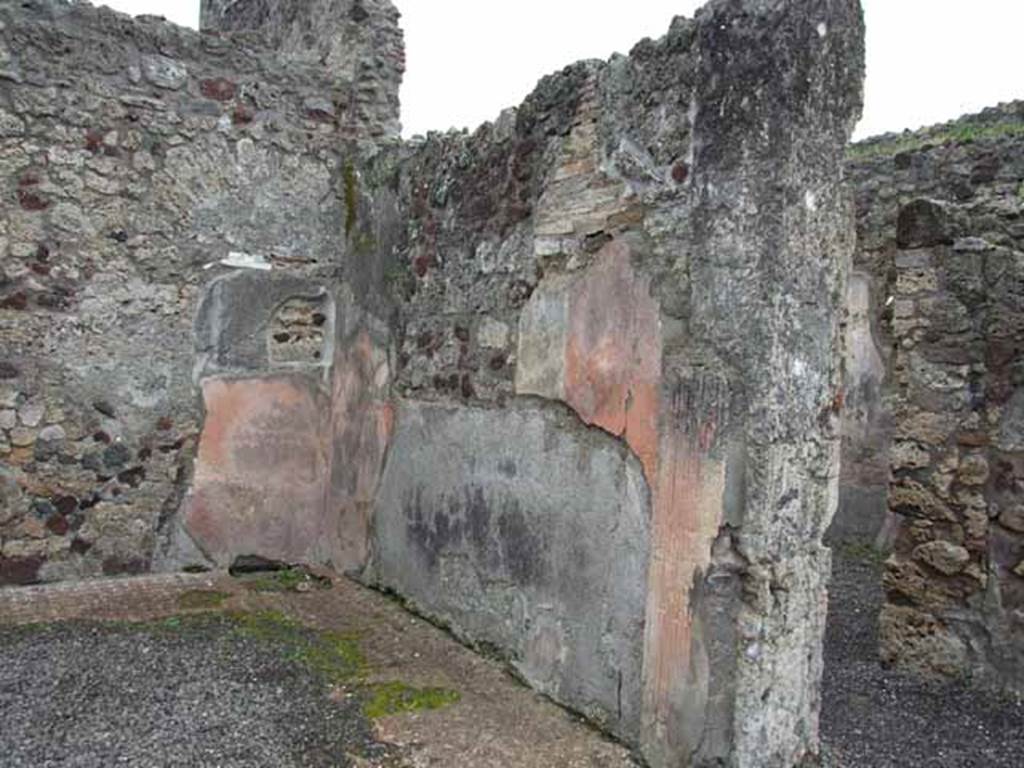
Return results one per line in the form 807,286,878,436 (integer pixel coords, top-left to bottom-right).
1,552,1022,767
0,569,637,768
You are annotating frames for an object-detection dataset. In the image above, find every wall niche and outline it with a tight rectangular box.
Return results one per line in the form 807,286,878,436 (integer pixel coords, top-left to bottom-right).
268,297,331,365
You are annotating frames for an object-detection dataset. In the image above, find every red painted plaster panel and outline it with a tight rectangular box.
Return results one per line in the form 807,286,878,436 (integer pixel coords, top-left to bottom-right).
562,240,661,481
184,376,332,566
326,330,393,573
641,418,726,760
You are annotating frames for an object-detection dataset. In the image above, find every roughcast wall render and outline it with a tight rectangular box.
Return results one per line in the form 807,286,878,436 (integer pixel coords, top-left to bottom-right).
0,1,865,766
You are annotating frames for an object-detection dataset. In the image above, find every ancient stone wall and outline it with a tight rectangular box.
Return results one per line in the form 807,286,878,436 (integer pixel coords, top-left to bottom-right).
0,1,867,766
0,0,397,584
200,0,404,141
841,104,1024,692
365,2,865,765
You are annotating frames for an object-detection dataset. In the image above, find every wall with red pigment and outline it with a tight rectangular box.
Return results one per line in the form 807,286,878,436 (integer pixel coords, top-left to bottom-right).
0,0,402,583
367,2,865,765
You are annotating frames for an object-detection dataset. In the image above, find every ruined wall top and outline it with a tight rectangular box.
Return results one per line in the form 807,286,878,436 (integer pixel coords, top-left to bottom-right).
200,0,404,140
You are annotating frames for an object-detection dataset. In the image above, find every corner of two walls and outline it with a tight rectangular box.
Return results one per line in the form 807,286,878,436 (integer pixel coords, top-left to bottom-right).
0,0,400,584
167,273,393,576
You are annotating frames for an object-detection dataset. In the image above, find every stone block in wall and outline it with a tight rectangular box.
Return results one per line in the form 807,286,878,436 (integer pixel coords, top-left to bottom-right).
897,198,956,249
878,193,1024,693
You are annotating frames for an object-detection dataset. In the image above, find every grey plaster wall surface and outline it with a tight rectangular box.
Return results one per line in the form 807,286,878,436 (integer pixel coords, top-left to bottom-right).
367,399,651,743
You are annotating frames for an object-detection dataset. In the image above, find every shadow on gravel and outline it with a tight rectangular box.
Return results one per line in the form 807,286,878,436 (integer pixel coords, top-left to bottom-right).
822,544,1024,767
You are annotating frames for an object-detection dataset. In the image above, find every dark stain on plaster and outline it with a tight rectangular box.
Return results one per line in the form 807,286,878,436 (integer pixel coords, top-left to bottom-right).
404,484,548,586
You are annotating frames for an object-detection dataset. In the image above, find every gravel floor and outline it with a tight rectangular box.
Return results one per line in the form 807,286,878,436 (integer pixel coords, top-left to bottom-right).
821,545,1024,767
2,557,1022,768
0,615,391,768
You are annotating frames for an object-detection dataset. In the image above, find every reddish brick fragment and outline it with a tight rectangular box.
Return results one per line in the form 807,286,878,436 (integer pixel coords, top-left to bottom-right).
200,77,237,102
18,190,49,211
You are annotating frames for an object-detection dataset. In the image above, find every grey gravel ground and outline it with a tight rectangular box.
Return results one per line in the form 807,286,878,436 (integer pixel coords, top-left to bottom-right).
2,559,1022,768
0,615,390,768
821,545,1024,767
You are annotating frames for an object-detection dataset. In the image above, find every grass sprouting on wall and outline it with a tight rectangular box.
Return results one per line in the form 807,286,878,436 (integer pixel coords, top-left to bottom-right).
848,119,1024,161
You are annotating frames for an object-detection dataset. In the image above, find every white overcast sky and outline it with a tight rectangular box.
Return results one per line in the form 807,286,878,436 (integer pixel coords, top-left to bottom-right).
102,0,1022,141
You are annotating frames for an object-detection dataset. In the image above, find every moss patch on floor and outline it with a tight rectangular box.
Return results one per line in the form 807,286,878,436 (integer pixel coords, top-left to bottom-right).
364,681,461,719
226,610,459,720
229,610,366,685
177,590,231,610
243,568,331,594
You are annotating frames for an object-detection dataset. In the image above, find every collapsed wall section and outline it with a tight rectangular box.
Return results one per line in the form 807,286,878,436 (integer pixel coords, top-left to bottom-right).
366,2,864,765
842,105,1024,692
0,0,398,585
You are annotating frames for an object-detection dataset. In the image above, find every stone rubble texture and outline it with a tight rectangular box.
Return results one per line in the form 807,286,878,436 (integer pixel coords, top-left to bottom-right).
0,1,868,766
839,102,1024,695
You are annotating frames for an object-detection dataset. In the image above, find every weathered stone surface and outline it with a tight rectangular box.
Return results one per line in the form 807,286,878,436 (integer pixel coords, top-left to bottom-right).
879,604,969,678
366,399,651,744
1,0,871,762
913,540,971,575
194,271,335,380
835,272,891,543
1000,506,1024,535
379,1,863,765
0,465,23,526
200,0,405,139
897,199,955,249
325,303,393,574
141,55,188,90
516,240,660,477
0,0,399,586
846,101,1024,695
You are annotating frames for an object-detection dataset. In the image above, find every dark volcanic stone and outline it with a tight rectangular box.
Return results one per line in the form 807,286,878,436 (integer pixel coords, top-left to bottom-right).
897,198,954,249
229,554,290,575
102,443,132,469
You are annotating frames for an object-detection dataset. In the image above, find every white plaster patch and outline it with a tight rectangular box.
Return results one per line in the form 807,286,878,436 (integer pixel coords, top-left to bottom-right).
214,251,273,271
478,318,511,350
